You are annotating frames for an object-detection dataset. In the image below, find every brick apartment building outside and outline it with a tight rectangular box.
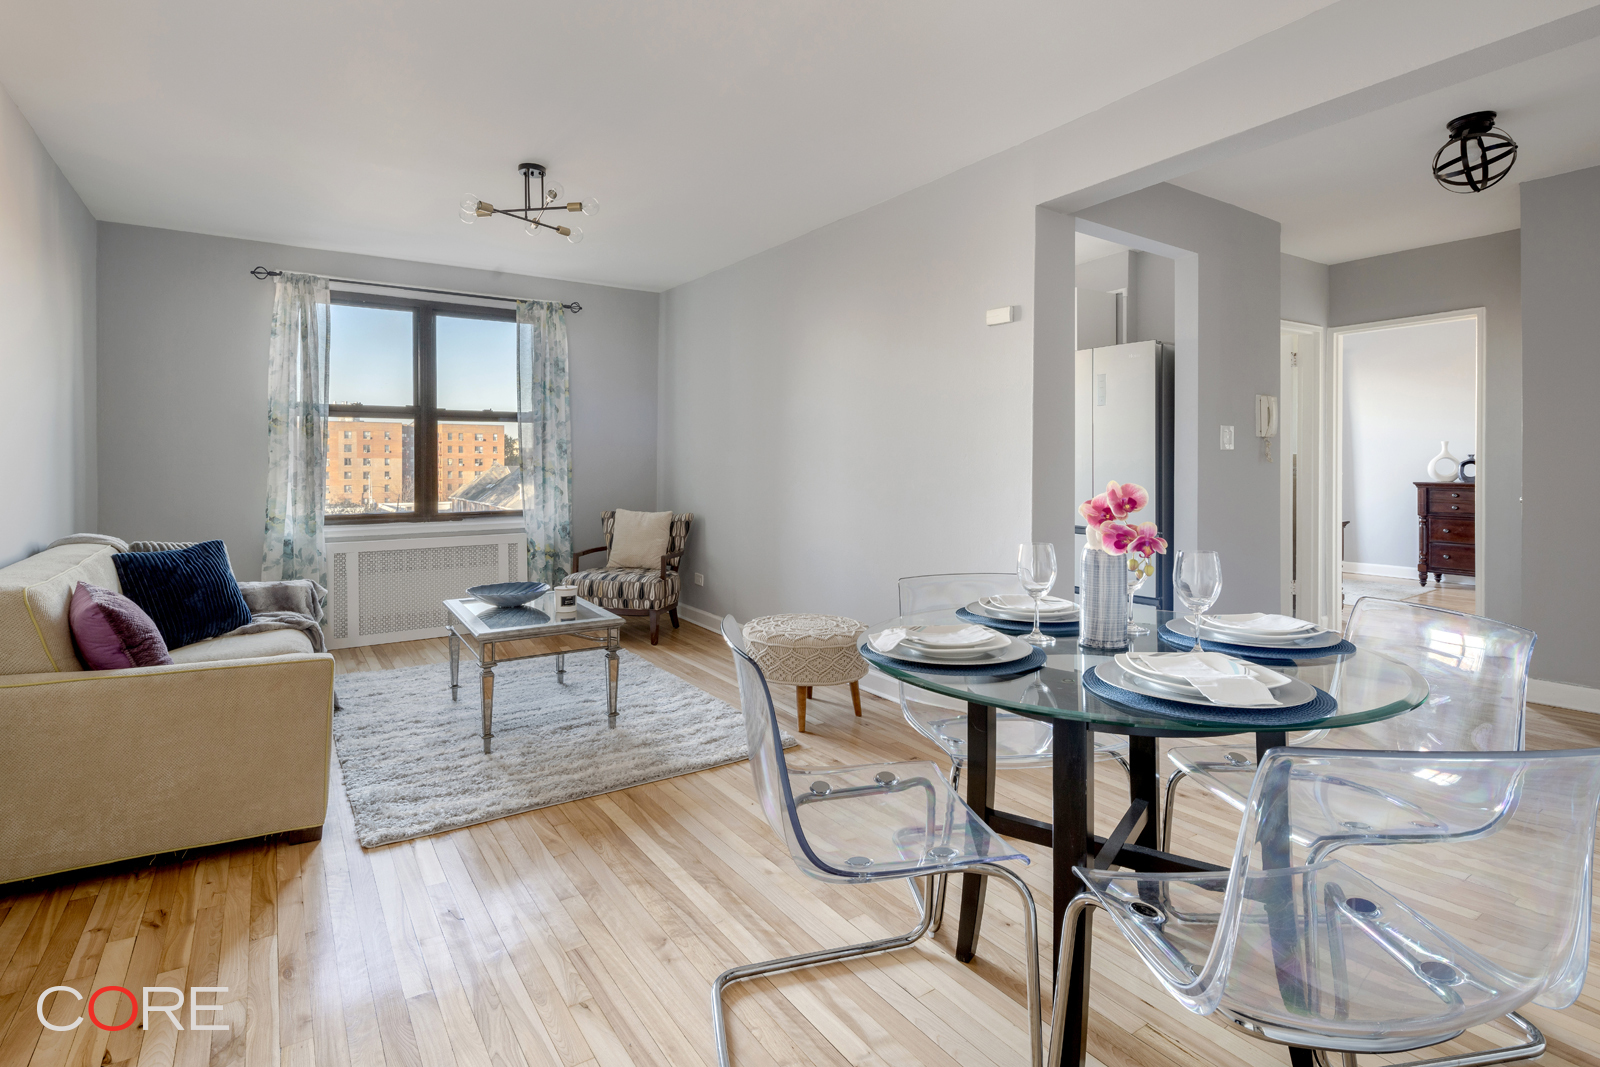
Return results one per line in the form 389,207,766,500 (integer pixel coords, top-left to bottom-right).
326,418,514,513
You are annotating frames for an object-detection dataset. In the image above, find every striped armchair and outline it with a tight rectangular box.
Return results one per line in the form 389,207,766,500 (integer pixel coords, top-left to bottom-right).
570,512,694,644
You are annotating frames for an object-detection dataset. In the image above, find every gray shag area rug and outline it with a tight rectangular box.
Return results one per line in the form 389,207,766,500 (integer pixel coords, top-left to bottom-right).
333,649,793,847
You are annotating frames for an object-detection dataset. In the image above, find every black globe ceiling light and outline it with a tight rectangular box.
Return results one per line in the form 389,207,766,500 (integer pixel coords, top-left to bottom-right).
1431,111,1518,193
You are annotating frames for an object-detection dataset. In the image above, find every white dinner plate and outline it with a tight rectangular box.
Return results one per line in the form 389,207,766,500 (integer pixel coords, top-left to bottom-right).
899,624,1004,649
1167,615,1344,649
967,600,1079,623
902,632,1012,658
1201,613,1319,638
869,633,1037,668
1097,659,1317,710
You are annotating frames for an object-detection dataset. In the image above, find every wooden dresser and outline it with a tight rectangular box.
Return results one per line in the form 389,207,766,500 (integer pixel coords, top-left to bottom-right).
1415,481,1474,585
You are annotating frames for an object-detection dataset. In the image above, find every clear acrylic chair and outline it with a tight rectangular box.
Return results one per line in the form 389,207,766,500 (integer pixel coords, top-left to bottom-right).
1056,747,1600,1067
715,615,1043,1067
1162,598,1537,850
899,573,1132,929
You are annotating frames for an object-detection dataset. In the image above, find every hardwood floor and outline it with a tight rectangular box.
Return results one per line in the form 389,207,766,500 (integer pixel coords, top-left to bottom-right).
3,615,1598,1067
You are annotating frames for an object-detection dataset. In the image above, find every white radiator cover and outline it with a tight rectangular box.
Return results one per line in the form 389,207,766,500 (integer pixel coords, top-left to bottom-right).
326,531,528,648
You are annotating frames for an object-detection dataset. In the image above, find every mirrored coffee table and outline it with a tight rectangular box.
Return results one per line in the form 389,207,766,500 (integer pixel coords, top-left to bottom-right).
444,593,625,753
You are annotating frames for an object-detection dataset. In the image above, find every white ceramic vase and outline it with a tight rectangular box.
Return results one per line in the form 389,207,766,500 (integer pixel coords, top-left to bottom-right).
1427,440,1459,482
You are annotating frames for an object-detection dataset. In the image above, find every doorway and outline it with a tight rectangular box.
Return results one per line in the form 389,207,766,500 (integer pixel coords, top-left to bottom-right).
1279,322,1330,627
1328,310,1487,618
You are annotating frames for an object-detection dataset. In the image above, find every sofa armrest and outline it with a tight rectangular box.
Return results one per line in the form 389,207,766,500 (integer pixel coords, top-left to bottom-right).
0,654,335,884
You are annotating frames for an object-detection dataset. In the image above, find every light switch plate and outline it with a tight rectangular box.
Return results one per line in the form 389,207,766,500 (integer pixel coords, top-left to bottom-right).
985,305,1017,326
1220,425,1235,450
694,573,704,586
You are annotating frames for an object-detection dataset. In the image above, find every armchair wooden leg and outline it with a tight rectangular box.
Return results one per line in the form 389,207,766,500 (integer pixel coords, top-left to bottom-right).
850,680,862,717
796,687,807,733
649,609,660,645
669,607,680,629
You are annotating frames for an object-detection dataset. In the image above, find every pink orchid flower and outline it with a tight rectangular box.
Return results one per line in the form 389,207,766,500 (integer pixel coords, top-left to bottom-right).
1129,521,1168,558
1106,480,1149,518
1078,493,1116,529
1099,522,1137,555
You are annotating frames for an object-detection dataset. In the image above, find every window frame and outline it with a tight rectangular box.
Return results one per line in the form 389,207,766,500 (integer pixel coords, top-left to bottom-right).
327,291,520,524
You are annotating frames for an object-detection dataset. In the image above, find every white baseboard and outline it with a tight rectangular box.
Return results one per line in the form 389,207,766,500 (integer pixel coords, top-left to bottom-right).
1529,679,1600,715
676,603,722,632
679,604,964,711
1342,562,1473,585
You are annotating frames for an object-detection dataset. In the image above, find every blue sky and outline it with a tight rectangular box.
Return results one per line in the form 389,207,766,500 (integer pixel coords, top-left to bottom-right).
329,305,517,411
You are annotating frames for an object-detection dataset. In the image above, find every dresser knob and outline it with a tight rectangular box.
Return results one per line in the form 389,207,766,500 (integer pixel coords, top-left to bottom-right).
1442,528,1450,533
1443,554,1451,560
1451,493,1460,498
1451,505,1459,510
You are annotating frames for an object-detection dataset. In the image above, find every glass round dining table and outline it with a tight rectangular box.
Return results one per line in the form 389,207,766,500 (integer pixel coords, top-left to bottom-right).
861,603,1430,1067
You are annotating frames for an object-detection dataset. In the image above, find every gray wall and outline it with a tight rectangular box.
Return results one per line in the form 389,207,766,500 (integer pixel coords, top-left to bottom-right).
97,225,659,579
659,165,1036,626
1281,254,1329,326
1074,185,1284,612
1128,250,1175,344
0,83,97,566
1521,166,1600,689
1340,319,1477,569
1329,230,1521,622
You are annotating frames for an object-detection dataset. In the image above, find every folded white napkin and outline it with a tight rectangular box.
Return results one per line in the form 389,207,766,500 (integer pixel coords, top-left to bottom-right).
870,628,909,652
903,624,995,647
1127,652,1284,706
984,594,1077,614
1206,613,1316,634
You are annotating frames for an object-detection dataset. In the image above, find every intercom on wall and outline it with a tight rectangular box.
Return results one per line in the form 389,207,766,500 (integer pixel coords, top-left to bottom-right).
1256,394,1279,460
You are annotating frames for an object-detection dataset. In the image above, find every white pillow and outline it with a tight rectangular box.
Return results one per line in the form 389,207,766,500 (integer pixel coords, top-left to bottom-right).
607,510,673,569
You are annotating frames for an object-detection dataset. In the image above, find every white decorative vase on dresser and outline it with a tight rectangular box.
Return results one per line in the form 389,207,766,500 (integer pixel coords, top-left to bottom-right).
1426,440,1460,482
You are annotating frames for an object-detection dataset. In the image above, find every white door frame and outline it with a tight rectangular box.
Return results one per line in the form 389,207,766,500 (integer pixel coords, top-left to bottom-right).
1327,308,1487,616
1280,321,1334,629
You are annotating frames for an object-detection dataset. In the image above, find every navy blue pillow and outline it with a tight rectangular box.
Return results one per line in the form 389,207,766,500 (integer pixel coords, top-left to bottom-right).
112,540,252,650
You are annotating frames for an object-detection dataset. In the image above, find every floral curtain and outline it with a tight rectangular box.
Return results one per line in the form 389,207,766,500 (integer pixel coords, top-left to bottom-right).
262,274,331,586
517,300,573,585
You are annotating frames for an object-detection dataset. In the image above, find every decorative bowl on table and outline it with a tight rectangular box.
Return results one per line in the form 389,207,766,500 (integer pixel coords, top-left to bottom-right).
467,582,550,608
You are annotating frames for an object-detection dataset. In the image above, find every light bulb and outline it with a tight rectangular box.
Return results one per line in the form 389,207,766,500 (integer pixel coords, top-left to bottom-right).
525,221,540,237
565,225,584,245
581,197,600,217
461,194,479,213
459,207,476,225
543,179,565,205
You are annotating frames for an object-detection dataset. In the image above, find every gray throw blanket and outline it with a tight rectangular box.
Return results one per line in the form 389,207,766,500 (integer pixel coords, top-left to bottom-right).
231,579,329,653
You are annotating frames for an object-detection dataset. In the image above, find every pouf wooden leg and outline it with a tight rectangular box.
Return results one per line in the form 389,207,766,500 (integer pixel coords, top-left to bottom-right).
796,687,808,733
649,608,660,645
851,680,862,717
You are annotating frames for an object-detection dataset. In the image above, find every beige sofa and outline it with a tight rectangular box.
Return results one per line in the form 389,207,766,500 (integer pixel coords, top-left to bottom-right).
0,543,335,885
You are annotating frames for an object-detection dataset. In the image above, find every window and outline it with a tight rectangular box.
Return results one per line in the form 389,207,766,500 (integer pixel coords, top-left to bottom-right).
475,458,484,466
326,293,518,521
474,446,483,453
343,444,352,452
343,458,352,466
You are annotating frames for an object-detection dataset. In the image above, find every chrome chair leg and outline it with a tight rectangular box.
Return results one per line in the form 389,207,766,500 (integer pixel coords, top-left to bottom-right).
1376,1012,1544,1067
929,872,949,934
714,864,1042,1067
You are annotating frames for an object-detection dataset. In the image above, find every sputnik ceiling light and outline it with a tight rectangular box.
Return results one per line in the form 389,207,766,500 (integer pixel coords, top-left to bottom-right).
1431,111,1518,193
461,163,597,243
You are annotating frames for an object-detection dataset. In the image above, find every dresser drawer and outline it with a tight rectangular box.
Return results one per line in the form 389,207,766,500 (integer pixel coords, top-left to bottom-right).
1426,487,1474,514
1426,517,1474,544
1426,544,1474,572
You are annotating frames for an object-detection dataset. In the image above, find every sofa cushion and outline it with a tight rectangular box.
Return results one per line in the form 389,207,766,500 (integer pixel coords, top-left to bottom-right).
167,628,315,664
69,582,173,669
0,544,122,675
113,540,252,650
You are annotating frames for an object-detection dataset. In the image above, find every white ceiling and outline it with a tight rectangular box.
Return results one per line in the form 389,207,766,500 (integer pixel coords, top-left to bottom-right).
1171,32,1600,264
0,0,1338,291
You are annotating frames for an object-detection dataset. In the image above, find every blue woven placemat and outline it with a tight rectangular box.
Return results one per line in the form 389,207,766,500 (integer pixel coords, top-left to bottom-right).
1082,665,1337,728
955,606,1079,637
1157,622,1356,663
861,643,1047,678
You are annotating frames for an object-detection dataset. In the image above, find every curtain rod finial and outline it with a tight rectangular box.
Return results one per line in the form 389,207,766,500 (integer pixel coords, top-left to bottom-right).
250,266,282,280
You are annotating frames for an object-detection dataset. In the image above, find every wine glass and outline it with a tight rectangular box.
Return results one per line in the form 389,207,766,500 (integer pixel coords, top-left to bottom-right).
1174,549,1222,632
1126,554,1153,636
1016,543,1058,648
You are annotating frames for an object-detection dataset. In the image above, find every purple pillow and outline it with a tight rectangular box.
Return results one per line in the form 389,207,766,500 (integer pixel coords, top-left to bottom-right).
69,582,173,669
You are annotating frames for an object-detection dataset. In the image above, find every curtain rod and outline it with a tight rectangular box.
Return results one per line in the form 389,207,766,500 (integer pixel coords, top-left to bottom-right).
248,266,582,313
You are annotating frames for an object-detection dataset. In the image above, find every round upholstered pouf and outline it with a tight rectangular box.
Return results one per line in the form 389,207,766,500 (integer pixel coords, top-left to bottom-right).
742,614,869,733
